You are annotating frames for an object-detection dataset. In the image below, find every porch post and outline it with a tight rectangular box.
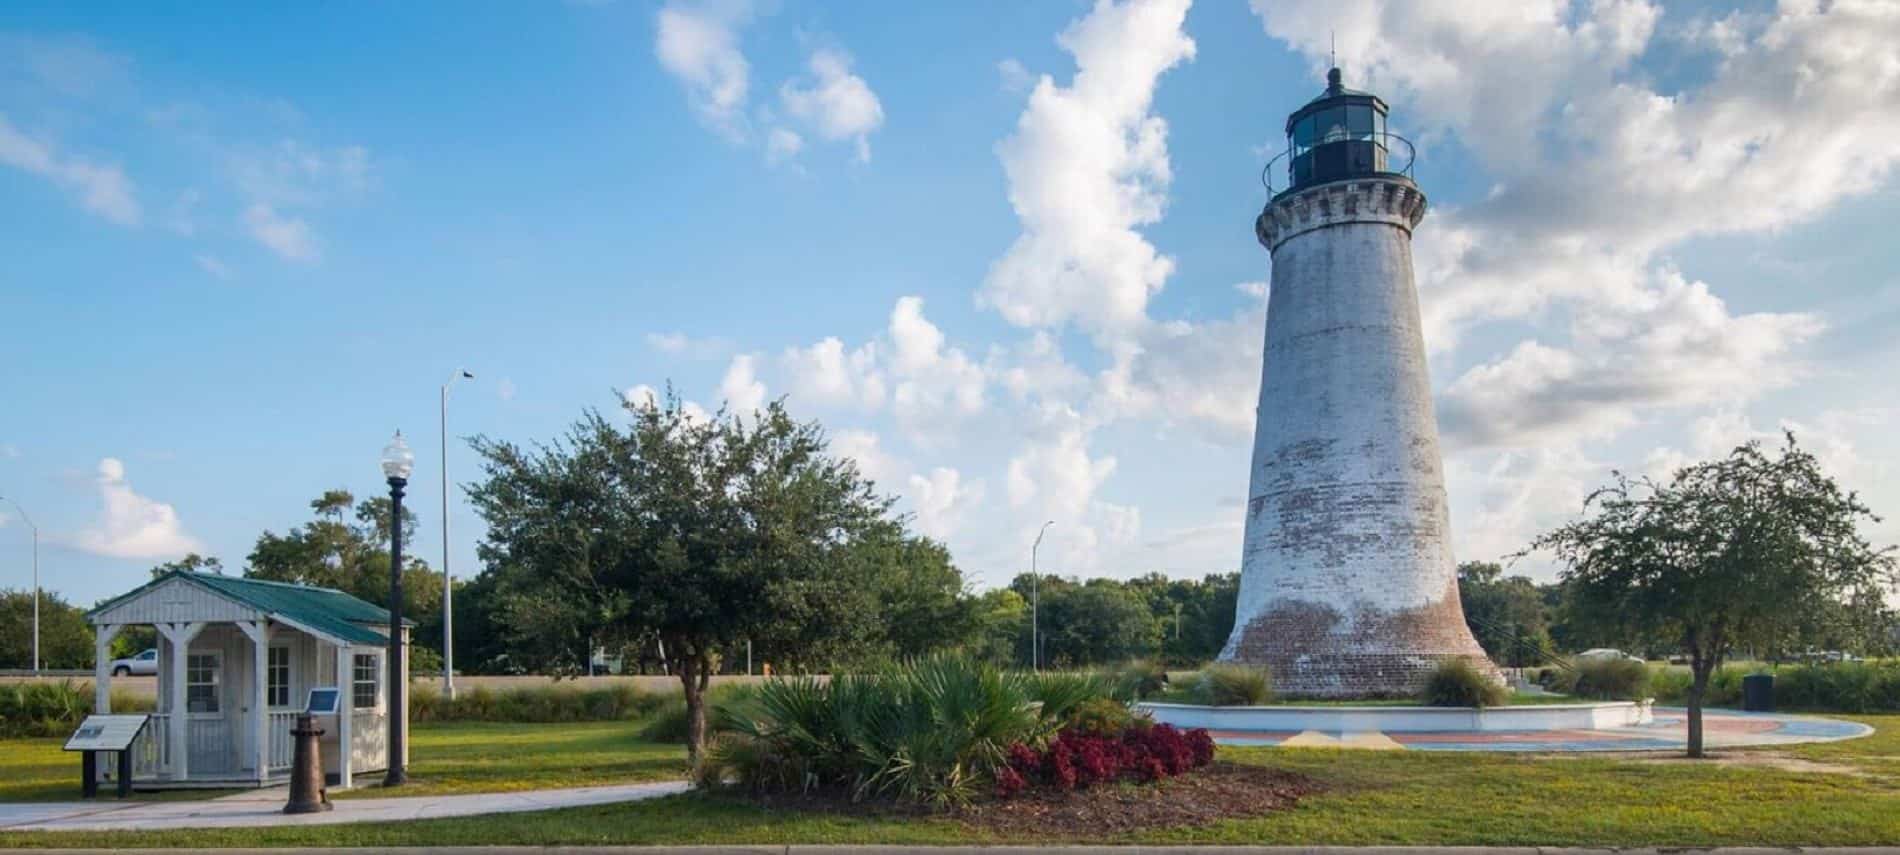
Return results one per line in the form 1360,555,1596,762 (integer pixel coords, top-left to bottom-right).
92,624,122,715
156,622,205,781
334,643,353,789
237,621,270,784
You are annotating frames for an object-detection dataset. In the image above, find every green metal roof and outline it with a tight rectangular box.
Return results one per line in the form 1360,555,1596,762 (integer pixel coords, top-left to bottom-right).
91,571,410,646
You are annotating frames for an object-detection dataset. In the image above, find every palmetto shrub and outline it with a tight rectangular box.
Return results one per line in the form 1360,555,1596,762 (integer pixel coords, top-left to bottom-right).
0,681,152,738
698,654,1113,806
1419,658,1509,708
1193,663,1273,706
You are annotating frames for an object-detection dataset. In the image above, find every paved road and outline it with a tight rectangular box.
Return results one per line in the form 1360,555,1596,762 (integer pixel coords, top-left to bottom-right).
0,780,690,832
17,847,1900,854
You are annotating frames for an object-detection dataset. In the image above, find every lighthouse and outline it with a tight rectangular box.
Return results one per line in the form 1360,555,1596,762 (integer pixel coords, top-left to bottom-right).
1220,68,1500,697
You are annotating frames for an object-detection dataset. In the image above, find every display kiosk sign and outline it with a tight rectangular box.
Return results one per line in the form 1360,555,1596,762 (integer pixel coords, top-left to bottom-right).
305,687,342,715
64,714,148,753
63,714,149,798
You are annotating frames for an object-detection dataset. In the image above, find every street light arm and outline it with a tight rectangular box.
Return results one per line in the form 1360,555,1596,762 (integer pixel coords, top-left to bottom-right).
0,497,35,534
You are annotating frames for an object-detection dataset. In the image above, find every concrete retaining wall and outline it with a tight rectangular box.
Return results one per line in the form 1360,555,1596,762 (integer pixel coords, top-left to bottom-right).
1139,699,1654,733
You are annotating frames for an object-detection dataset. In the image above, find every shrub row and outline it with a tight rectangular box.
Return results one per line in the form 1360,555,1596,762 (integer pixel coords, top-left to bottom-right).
0,681,153,738
995,720,1214,798
1539,658,1652,701
1645,661,1900,713
409,682,670,723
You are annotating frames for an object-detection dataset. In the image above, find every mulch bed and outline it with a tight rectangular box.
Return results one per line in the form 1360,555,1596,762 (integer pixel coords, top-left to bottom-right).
717,762,1319,837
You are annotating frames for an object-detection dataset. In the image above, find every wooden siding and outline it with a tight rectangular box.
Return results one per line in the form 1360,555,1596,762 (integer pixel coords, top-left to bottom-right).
92,576,262,626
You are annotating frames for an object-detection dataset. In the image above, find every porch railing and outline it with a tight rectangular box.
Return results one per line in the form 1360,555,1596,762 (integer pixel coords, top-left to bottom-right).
351,709,386,771
267,711,299,771
131,713,171,779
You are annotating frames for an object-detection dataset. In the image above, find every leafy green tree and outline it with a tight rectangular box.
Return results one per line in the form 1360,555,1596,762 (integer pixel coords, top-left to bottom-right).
466,391,902,757
1457,561,1554,667
1124,572,1239,665
149,553,224,578
0,589,94,669
848,529,980,662
1531,433,1895,757
1011,575,1160,667
968,588,1028,665
246,489,443,656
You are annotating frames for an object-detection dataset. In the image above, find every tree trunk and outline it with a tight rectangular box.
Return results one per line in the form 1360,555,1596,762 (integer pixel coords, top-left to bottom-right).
1686,667,1709,759
678,649,706,762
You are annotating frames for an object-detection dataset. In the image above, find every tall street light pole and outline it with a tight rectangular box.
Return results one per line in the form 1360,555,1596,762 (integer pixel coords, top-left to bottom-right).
1031,520,1053,672
440,369,473,699
1,497,38,675
381,431,415,788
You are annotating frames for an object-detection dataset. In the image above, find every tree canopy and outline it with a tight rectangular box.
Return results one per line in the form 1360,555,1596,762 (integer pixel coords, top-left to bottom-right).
466,391,937,756
1531,433,1894,756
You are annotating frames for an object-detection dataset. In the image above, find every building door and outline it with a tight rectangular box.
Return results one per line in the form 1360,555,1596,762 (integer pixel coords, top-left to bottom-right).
185,651,234,775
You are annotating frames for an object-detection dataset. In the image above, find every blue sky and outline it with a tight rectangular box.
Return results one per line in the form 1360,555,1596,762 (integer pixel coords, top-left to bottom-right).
4,0,1898,609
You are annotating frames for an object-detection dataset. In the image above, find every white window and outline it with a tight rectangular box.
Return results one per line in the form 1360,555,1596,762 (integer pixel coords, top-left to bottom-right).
186,653,220,713
267,647,292,708
352,653,379,710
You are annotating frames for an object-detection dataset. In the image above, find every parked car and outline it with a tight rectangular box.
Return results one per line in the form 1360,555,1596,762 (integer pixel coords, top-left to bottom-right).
1575,648,1644,663
109,648,158,676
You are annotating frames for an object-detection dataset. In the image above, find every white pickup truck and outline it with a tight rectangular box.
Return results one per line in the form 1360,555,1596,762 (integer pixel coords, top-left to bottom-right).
108,648,158,676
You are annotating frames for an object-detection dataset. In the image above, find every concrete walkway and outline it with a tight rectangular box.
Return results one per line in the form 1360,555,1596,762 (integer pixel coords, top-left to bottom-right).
0,780,691,832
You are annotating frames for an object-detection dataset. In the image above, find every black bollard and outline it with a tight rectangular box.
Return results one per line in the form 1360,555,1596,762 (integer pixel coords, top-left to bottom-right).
283,713,332,814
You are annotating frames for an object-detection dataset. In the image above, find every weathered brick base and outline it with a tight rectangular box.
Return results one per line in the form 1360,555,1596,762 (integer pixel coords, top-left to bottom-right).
1222,585,1503,698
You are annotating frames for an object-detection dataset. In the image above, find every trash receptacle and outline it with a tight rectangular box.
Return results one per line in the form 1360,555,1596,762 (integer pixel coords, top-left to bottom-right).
1742,673,1774,712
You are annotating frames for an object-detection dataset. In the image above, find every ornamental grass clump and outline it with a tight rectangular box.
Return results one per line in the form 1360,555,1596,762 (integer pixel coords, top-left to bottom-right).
1419,658,1509,708
1194,663,1273,706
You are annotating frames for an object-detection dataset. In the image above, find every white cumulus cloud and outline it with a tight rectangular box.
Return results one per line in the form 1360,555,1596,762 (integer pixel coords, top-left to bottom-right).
780,48,884,162
979,0,1195,343
73,458,204,560
655,0,756,140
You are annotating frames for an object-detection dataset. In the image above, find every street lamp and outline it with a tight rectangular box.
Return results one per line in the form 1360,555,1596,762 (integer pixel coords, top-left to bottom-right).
1031,520,1053,672
0,497,38,675
380,431,414,788
440,369,473,699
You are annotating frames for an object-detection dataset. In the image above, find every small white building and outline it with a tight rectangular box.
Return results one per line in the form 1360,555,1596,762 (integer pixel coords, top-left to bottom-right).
87,570,411,789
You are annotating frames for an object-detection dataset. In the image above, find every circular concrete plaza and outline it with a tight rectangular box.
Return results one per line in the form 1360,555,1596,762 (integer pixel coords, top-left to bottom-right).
1204,707,1872,752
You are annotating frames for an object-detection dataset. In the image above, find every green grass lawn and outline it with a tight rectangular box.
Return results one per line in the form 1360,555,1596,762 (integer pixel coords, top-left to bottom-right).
0,720,687,804
4,716,1899,847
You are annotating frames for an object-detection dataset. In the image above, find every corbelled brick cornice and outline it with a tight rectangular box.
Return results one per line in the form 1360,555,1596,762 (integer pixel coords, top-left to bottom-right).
1256,177,1428,253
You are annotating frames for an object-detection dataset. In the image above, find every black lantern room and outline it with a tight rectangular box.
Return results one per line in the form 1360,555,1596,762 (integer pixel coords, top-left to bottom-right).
1280,68,1400,194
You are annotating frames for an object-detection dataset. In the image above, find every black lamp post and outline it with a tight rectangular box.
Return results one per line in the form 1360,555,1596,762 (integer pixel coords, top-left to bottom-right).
380,431,414,787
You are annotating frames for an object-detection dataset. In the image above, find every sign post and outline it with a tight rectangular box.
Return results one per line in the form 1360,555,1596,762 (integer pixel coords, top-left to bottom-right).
63,714,149,798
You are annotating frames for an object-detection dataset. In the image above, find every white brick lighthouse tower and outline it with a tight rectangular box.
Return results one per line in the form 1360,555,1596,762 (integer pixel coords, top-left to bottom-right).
1220,69,1499,697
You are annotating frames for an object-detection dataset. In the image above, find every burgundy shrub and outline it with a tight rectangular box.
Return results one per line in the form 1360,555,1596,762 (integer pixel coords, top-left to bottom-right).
994,722,1219,799
993,764,1028,799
